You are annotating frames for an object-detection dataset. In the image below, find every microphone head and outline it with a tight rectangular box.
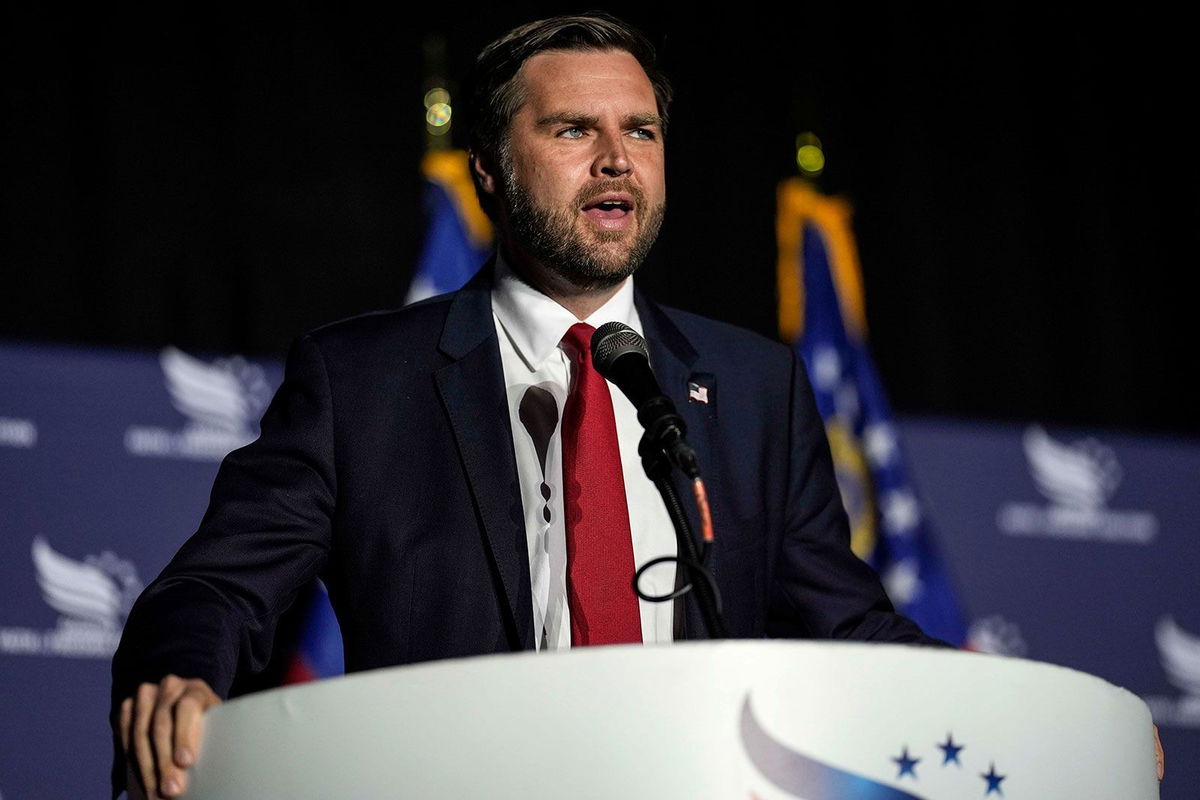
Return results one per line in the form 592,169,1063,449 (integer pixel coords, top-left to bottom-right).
591,321,649,378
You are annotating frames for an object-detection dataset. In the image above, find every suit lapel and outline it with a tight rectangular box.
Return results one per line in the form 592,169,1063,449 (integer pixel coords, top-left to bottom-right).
434,268,534,651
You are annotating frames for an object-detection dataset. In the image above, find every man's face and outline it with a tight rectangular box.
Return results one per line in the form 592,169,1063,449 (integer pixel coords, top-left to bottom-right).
493,49,667,291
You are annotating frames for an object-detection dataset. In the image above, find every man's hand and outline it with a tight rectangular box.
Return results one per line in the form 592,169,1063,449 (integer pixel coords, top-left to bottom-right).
1154,724,1164,782
119,675,221,798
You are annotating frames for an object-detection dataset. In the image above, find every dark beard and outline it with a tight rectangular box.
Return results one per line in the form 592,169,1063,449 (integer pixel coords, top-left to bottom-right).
503,175,665,291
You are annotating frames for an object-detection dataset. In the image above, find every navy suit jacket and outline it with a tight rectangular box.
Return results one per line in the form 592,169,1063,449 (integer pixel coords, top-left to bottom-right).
112,266,929,729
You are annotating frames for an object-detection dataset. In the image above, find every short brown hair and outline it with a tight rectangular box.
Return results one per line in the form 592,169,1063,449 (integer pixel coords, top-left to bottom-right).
464,13,673,170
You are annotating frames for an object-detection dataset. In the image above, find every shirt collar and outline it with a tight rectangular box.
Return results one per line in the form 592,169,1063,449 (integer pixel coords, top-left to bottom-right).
491,249,642,371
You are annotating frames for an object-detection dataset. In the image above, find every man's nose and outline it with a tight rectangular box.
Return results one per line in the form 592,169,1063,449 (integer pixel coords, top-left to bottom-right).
593,131,631,178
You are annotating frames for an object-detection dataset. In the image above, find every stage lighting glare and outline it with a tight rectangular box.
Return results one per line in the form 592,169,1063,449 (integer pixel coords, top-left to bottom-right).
426,102,452,129
797,143,825,175
423,88,451,108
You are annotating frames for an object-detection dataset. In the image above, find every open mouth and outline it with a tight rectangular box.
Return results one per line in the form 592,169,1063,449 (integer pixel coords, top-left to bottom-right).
582,195,635,222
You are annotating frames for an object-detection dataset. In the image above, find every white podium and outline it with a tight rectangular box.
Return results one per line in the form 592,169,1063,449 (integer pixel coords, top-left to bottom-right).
188,641,1158,799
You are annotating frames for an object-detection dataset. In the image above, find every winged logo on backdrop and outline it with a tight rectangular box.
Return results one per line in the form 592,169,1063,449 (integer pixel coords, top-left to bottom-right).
124,346,272,461
995,425,1158,544
0,415,37,448
1141,616,1200,729
0,537,143,658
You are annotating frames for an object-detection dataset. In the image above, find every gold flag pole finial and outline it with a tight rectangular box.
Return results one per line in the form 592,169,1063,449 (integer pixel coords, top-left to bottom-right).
776,132,868,343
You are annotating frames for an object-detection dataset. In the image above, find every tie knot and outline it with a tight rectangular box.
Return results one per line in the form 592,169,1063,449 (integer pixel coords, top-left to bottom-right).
562,322,595,363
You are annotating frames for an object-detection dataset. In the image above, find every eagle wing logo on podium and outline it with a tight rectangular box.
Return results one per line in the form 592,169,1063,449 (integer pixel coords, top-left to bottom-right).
741,696,922,799
995,425,1157,544
739,695,1008,798
124,346,272,461
0,537,143,658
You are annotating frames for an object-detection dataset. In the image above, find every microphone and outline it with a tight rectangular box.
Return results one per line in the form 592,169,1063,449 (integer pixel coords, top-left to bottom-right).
590,322,700,479
592,323,722,638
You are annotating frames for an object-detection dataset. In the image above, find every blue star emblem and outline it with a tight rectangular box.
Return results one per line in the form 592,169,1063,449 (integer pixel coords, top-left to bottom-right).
982,762,1006,795
892,746,920,779
937,733,964,765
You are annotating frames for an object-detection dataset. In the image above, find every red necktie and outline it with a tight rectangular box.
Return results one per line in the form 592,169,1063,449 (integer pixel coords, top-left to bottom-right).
560,322,642,646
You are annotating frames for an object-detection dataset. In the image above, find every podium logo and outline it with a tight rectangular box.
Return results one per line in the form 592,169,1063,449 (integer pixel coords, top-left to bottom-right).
0,537,143,659
740,696,1008,798
1142,616,1200,729
124,346,271,462
995,426,1158,544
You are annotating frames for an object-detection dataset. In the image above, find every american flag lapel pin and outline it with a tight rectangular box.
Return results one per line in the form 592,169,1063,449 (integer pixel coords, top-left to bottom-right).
688,382,709,404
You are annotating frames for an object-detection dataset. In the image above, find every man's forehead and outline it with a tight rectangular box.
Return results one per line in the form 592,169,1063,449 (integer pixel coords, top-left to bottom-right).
522,46,639,66
515,48,656,108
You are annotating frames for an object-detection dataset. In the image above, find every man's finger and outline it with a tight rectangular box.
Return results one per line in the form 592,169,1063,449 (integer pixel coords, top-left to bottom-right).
132,683,160,799
119,697,134,754
152,676,188,797
1153,724,1164,781
173,683,220,770
126,759,149,800
166,681,222,797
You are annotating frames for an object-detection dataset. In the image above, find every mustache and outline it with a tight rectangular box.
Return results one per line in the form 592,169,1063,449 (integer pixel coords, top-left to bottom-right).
574,180,645,209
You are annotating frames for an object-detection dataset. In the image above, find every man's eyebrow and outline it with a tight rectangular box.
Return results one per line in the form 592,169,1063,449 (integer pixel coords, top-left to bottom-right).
625,112,664,129
533,112,664,129
535,112,600,128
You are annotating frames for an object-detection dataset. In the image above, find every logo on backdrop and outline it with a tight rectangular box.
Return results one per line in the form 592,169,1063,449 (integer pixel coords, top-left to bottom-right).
995,426,1158,544
964,615,1028,657
124,346,271,462
0,415,37,448
0,537,143,658
1142,616,1200,729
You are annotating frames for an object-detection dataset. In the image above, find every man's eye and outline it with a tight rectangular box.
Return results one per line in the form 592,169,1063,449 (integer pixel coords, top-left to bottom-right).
558,127,585,139
630,128,656,140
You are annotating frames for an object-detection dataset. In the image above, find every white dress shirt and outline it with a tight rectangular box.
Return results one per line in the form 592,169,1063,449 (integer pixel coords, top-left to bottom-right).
491,252,676,649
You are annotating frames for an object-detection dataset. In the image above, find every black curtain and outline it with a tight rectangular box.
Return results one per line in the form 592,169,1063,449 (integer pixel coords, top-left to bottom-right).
3,5,1192,434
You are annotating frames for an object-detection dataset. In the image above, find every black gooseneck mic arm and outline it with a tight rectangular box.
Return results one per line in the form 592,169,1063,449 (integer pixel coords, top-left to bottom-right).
590,322,726,639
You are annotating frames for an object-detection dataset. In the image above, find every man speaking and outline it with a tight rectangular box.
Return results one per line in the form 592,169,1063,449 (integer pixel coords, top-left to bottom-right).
113,13,933,797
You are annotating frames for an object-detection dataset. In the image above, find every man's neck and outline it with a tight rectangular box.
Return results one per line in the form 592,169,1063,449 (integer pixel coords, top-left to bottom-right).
500,245,627,321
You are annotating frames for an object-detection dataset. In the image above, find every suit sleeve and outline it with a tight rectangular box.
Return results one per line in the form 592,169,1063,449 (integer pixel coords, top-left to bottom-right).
766,351,937,644
110,334,337,788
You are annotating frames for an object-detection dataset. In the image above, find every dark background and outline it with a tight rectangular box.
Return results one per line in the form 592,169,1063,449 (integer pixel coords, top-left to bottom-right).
4,5,1193,435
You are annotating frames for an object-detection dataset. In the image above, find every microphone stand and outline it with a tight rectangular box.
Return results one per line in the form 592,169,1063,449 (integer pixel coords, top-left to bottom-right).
638,425,727,640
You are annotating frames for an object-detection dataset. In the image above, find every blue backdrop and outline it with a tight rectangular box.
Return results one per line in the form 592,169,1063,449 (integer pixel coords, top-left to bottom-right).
0,342,282,797
900,417,1199,795
1,341,1195,797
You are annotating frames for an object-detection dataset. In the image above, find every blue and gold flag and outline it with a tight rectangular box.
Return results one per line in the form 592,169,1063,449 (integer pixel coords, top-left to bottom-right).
778,179,967,645
406,150,493,303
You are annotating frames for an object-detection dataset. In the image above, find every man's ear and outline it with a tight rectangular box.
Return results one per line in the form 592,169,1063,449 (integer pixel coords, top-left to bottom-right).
469,150,498,196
